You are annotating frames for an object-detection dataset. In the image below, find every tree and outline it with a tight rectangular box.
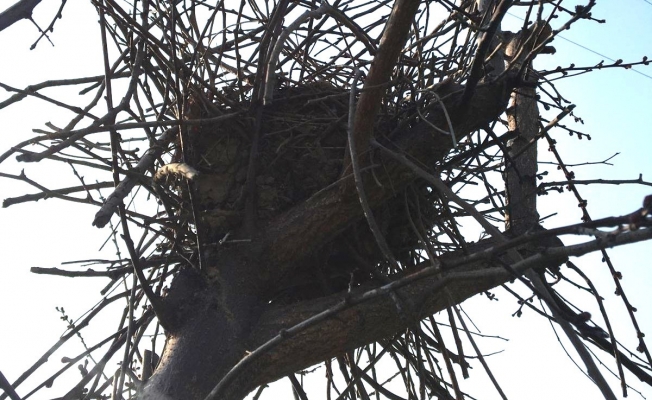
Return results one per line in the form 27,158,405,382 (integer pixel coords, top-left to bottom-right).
1,0,651,399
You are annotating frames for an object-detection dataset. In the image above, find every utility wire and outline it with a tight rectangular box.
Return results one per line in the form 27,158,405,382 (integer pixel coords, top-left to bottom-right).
506,12,652,81
554,35,652,81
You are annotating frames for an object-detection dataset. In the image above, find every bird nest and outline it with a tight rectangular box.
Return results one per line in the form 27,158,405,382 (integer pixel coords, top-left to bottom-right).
173,81,443,302
189,82,351,231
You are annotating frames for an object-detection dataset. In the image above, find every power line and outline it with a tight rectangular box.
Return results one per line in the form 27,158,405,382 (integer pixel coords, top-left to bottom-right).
554,35,652,81
506,12,652,81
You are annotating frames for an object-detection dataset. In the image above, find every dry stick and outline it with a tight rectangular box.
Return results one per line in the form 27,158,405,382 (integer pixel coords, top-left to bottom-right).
86,374,113,400
114,8,170,334
540,151,619,167
107,0,231,111
493,2,595,86
58,311,153,400
346,352,372,400
0,291,129,400
541,131,629,396
372,140,617,400
517,3,594,81
0,74,129,110
38,146,113,171
115,268,137,400
325,5,377,55
418,331,451,398
332,344,394,400
30,266,129,278
28,0,65,49
413,330,426,400
504,104,575,163
0,169,157,222
21,326,126,400
14,44,142,164
332,364,364,400
416,90,457,147
92,127,176,228
539,177,652,189
504,61,627,397
431,321,464,400
0,171,104,209
544,127,652,375
99,3,132,397
445,308,468,379
376,342,412,399
263,1,332,104
1,113,196,166
0,371,21,400
347,70,397,270
446,104,574,200
238,1,291,234
288,374,309,400
453,306,508,400
340,352,405,400
86,113,240,228
106,3,168,394
2,181,114,208
347,69,404,315
404,193,466,396
169,2,207,272
341,0,421,176
0,81,98,119
566,261,629,374
10,0,189,164
458,0,513,109
4,56,124,162
565,267,652,387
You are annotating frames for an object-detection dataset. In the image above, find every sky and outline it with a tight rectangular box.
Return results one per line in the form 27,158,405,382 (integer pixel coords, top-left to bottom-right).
0,0,651,399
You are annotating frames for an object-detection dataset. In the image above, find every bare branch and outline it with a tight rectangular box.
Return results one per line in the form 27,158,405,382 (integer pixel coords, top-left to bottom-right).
0,0,41,32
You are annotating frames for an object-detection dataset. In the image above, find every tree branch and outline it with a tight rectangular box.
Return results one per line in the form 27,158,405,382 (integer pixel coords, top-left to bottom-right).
340,0,421,174
0,0,41,32
258,75,513,281
220,227,652,400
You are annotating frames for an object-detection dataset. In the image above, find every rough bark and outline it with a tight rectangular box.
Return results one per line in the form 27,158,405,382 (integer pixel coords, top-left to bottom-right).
142,231,575,400
259,77,512,278
129,13,583,400
502,27,617,400
138,74,517,400
133,14,573,400
0,0,41,32
504,28,540,234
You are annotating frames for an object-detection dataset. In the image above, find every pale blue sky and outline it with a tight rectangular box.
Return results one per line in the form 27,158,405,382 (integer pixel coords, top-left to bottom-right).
0,1,651,399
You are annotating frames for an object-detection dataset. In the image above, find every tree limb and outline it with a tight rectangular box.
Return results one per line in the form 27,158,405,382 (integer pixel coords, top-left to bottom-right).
193,226,652,400
0,0,41,32
258,75,513,281
340,0,421,174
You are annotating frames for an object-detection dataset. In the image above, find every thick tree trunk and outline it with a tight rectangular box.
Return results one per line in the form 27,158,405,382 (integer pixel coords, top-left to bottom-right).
143,248,542,400
138,74,525,400
502,28,617,400
505,84,539,234
504,32,540,235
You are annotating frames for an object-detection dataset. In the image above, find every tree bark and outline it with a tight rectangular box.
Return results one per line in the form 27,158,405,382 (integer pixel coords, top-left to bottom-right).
0,0,41,32
137,74,519,400
504,30,540,234
502,27,617,400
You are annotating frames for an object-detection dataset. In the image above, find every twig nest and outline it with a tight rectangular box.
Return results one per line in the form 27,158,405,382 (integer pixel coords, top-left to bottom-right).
178,81,444,302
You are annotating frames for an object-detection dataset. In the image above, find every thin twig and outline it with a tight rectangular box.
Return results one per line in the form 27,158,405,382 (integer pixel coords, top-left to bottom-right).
372,139,617,400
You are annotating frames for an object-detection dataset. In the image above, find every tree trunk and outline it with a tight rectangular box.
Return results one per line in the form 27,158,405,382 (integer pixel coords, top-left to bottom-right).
136,74,536,400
